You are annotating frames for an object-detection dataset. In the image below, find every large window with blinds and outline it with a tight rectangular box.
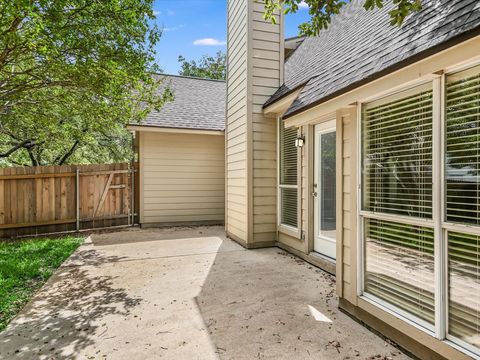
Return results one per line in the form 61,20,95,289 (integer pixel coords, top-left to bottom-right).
361,65,480,356
361,82,436,328
445,65,480,351
279,118,298,229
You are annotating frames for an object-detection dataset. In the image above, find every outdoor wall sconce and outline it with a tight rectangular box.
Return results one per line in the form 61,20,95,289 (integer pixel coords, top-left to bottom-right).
295,136,305,148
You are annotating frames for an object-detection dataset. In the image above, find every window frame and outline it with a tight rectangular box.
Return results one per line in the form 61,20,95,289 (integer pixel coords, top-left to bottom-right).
356,61,480,359
358,78,440,335
277,117,301,238
443,62,480,357
314,122,337,246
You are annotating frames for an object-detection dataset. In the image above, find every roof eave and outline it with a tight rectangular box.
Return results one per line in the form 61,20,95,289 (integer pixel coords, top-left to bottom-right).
126,124,225,136
263,87,304,118
263,81,309,109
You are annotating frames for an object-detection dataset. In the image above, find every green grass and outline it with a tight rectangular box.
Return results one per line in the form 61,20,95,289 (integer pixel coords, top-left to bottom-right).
0,236,83,332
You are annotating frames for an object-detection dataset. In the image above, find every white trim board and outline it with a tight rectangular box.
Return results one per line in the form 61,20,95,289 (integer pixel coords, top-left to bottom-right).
127,125,224,136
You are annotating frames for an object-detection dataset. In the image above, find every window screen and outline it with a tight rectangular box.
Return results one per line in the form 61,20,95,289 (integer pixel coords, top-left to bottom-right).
362,83,433,218
279,119,298,228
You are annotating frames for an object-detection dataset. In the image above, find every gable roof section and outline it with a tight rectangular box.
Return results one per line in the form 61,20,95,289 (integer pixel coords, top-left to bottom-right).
136,74,226,131
265,0,480,118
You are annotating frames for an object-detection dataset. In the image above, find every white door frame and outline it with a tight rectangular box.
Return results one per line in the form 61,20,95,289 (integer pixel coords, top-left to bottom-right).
314,120,337,259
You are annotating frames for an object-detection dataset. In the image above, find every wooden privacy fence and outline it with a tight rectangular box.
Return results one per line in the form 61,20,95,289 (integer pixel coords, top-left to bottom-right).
0,163,138,238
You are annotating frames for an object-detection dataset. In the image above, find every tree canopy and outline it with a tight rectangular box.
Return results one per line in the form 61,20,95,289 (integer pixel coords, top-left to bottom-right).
178,51,226,80
0,0,171,166
261,0,422,36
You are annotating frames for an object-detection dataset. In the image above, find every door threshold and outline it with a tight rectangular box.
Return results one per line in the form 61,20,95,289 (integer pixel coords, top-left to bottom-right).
276,241,336,275
309,251,336,264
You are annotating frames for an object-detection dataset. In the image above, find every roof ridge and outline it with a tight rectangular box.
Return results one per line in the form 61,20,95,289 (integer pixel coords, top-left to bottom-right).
151,72,226,83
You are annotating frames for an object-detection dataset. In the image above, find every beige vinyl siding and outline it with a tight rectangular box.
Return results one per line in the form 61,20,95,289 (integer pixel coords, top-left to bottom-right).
226,0,282,245
337,108,358,304
250,1,283,244
227,0,248,242
301,125,309,251
140,132,225,224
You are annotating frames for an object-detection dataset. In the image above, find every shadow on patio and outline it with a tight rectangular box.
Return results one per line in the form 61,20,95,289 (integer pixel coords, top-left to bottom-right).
0,249,140,360
0,227,410,359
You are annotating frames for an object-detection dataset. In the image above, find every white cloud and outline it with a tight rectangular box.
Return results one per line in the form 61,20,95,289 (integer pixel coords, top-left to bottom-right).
193,38,226,46
298,1,309,9
153,9,161,16
167,9,175,16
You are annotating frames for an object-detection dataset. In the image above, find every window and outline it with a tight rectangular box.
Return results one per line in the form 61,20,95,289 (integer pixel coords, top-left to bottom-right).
279,118,298,229
362,83,433,219
448,231,480,349
445,65,480,350
361,83,436,328
360,65,480,356
446,65,480,225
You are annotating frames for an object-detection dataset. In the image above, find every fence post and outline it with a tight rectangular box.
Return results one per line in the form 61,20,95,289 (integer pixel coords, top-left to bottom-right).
127,163,131,226
76,168,80,232
131,164,135,226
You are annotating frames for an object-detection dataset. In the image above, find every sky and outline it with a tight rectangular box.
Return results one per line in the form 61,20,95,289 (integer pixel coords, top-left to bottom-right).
152,0,310,74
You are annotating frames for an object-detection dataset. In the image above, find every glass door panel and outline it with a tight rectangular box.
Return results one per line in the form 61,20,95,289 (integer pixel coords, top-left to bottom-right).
314,125,336,259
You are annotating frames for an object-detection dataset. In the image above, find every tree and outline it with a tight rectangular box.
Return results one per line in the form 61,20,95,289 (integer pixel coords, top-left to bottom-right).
0,0,172,166
178,51,226,80
261,0,423,36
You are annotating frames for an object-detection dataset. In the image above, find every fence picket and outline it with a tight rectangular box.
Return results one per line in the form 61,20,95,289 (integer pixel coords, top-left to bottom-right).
0,163,135,238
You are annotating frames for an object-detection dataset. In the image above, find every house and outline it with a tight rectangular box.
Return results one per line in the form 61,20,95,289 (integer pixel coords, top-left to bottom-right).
225,0,480,359
128,74,226,227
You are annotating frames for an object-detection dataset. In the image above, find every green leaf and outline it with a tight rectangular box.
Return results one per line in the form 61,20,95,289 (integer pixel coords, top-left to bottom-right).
259,0,422,36
0,0,169,166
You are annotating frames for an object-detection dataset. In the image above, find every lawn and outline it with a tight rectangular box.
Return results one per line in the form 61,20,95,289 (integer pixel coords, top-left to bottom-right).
0,236,83,332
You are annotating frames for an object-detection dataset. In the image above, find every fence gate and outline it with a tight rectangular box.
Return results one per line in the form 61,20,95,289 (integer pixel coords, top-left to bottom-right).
0,163,137,238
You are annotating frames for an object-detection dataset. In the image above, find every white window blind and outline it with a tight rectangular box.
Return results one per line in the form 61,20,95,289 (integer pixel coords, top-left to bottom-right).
279,119,298,228
361,66,480,356
361,83,435,328
364,218,435,324
446,65,480,225
362,83,433,219
446,65,480,350
448,231,480,348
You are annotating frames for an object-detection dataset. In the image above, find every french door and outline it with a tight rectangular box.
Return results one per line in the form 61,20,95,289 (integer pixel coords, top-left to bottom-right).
314,122,336,259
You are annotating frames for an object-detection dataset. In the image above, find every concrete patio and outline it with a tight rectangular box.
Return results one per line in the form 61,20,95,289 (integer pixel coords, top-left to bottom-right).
0,226,411,359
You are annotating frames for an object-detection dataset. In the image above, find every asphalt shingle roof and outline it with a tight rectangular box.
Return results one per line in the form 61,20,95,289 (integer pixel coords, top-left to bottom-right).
265,0,480,118
138,74,226,131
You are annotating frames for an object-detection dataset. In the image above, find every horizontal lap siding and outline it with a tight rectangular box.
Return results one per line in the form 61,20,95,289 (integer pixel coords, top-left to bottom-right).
227,0,248,241
226,0,282,244
250,2,282,243
141,132,225,224
301,125,308,250
341,112,357,303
